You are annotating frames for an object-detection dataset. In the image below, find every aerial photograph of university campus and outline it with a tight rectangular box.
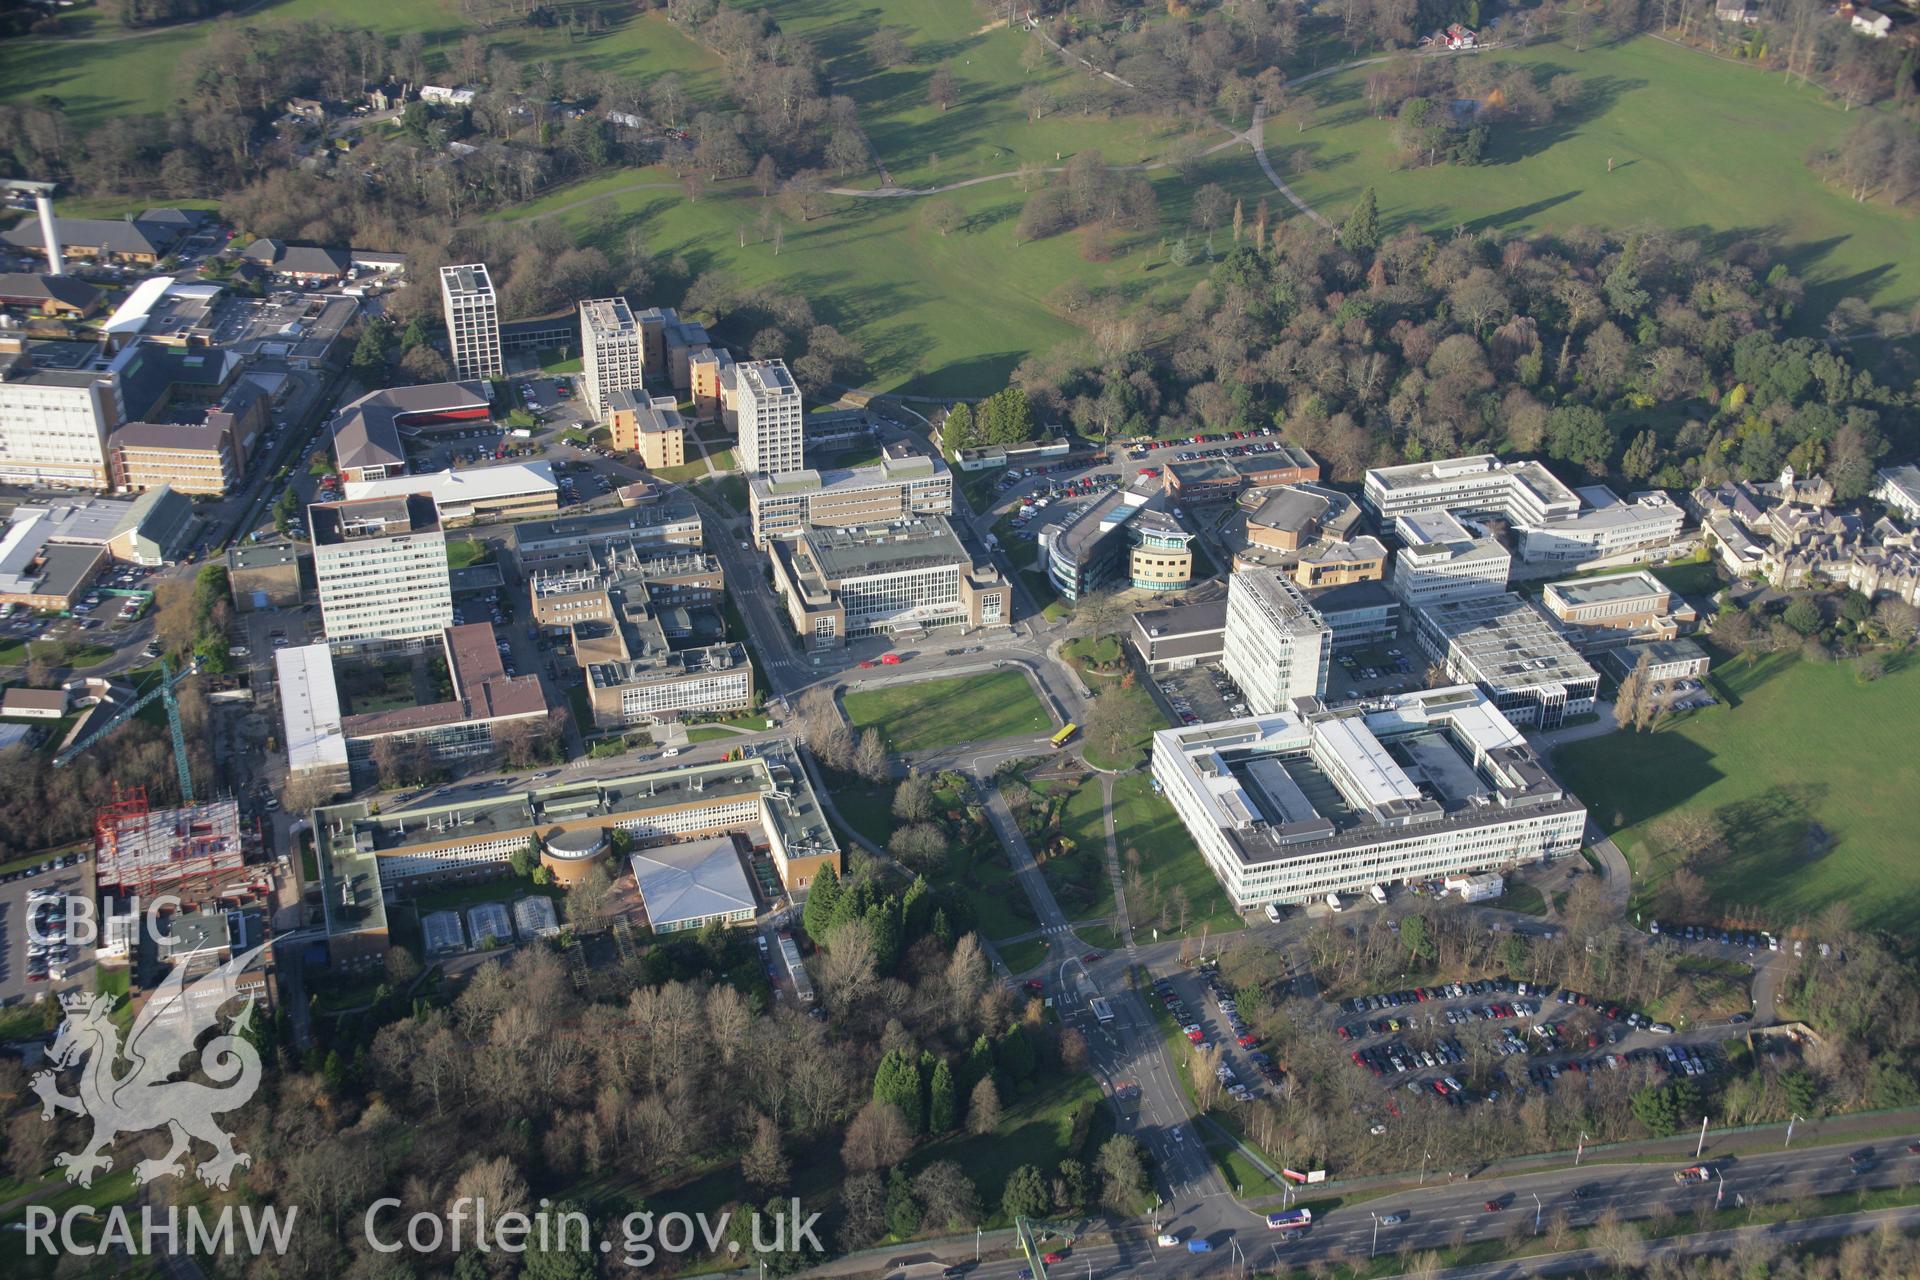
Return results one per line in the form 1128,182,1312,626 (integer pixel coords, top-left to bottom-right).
2,0,1920,1277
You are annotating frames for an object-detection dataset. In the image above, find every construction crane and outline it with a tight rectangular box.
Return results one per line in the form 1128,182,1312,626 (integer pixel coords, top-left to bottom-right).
53,657,200,802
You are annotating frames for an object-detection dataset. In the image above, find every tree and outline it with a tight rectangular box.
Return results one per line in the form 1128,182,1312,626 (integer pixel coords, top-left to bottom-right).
940,402,977,456
922,200,963,237
1546,404,1615,473
927,1059,958,1134
742,1113,790,1191
1094,1135,1149,1212
1621,428,1659,480
927,67,958,113
966,1076,1001,1135
842,1100,914,1171
873,1048,925,1133
913,1160,979,1230
565,861,612,929
1782,598,1823,636
1399,913,1436,960
509,838,541,879
1073,590,1126,640
804,865,842,939
1084,686,1153,767
871,27,914,68
893,769,937,823
1614,651,1657,733
1340,187,1380,253
1874,599,1919,647
1001,1164,1049,1221
889,823,947,873
886,1168,922,1238
521,1199,597,1280
854,728,891,784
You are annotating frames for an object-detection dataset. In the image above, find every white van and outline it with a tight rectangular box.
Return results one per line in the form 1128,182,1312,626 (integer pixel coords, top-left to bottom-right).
1325,892,1343,913
1264,903,1283,924
1369,884,1388,905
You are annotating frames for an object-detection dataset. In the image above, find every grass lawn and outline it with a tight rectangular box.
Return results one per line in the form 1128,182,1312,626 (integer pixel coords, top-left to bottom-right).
995,936,1050,973
501,144,1273,396
1273,34,1920,319
1554,649,1920,930
1491,883,1548,916
537,349,583,374
831,776,897,850
0,640,113,669
651,457,711,483
1045,779,1118,924
444,537,490,570
1,1,726,130
1109,773,1241,939
1061,633,1125,671
907,1070,1104,1226
701,471,748,514
845,669,1051,753
684,726,744,744
1079,675,1163,772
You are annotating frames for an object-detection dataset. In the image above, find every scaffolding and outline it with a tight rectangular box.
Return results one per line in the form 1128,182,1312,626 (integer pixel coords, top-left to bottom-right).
93,788,249,899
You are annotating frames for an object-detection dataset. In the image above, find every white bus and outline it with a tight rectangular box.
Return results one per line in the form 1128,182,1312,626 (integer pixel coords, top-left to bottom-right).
1090,997,1115,1024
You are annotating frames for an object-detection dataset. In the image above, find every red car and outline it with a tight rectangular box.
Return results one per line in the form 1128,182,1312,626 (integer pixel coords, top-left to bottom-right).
879,653,902,665
1237,1034,1260,1048
858,660,875,668
1043,1254,1065,1265
1024,979,1044,992
1484,1200,1502,1214
1082,952,1104,963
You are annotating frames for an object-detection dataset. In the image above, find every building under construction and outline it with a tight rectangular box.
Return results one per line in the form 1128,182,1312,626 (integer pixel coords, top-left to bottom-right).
93,789,250,899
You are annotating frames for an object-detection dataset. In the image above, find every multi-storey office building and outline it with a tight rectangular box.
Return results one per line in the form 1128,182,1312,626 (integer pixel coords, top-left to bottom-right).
1363,454,1581,527
0,336,122,489
768,516,1006,645
1412,592,1599,729
1390,510,1511,609
1540,569,1696,647
506,500,704,573
1516,486,1686,565
439,264,502,381
735,359,804,476
580,297,645,420
607,389,687,469
310,742,841,959
1040,487,1194,600
309,494,453,648
1221,568,1332,714
748,443,954,544
1151,687,1587,911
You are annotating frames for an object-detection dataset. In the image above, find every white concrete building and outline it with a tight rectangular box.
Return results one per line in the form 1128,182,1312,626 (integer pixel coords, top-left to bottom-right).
1151,687,1586,911
1412,592,1599,729
735,359,803,476
439,263,502,381
1363,454,1580,526
310,494,453,649
1221,567,1331,714
1875,464,1920,523
1516,487,1686,565
1390,510,1510,608
0,337,122,489
579,297,645,420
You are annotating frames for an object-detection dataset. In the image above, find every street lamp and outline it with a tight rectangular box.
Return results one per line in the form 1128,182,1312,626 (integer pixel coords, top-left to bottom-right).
1576,1132,1590,1166
1369,1211,1380,1258
1532,1193,1542,1235
1786,1114,1805,1148
1420,1149,1430,1185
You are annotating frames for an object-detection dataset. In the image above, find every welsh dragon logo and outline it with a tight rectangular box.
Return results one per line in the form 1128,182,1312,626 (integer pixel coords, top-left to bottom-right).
31,943,268,1190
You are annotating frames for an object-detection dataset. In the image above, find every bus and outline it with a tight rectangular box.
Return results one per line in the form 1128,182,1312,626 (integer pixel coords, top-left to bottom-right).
1050,723,1079,749
1266,1209,1312,1233
1090,997,1115,1024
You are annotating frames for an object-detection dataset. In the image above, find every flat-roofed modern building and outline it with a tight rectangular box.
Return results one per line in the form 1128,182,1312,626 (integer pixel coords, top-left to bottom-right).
1390,510,1510,608
506,500,703,572
229,541,305,610
1151,686,1586,910
1602,638,1711,683
735,359,803,476
608,389,688,470
0,336,121,489
440,263,502,381
108,419,244,495
343,460,560,526
1164,446,1321,503
1875,464,1920,522
1517,487,1686,566
311,742,840,958
1041,487,1194,600
1306,579,1400,651
1363,454,1581,526
309,494,453,648
275,642,350,793
1540,569,1697,648
1130,599,1227,673
767,515,1007,645
635,306,711,393
1222,567,1331,713
1412,592,1599,728
748,442,953,544
580,297,645,419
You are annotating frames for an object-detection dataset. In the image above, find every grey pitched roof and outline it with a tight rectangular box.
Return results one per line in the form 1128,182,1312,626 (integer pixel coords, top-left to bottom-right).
0,273,103,311
2,218,177,257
